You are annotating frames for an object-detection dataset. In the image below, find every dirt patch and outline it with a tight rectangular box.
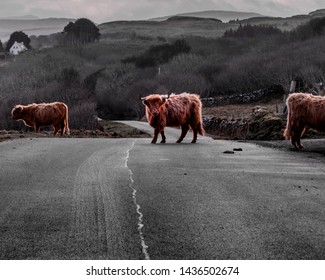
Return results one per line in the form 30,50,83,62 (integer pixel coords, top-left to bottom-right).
245,111,286,140
203,101,286,140
0,120,150,143
202,98,282,119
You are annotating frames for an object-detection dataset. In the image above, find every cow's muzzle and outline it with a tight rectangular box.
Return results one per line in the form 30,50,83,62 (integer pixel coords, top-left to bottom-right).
151,109,159,116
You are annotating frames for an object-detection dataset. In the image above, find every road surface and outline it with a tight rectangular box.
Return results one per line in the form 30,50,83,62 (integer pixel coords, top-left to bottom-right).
0,121,325,259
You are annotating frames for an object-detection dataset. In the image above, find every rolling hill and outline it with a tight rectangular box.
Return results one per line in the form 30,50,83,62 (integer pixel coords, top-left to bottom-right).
150,10,264,22
98,16,236,39
99,8,325,40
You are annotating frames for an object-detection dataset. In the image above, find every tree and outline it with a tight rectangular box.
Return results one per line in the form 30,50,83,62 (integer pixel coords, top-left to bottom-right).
291,16,325,40
63,18,100,46
224,24,282,38
5,31,31,51
0,40,3,51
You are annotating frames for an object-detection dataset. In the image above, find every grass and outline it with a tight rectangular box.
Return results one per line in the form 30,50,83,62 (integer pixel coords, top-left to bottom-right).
0,120,150,143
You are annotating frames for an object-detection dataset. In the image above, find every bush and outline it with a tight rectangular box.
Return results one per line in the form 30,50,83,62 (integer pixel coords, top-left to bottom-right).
122,39,191,68
56,67,80,86
292,16,325,40
158,73,208,95
69,102,98,129
224,24,282,38
163,53,207,74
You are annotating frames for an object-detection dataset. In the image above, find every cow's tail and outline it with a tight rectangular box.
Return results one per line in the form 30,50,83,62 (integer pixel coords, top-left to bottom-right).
198,120,205,136
283,95,291,140
64,104,70,135
197,98,205,136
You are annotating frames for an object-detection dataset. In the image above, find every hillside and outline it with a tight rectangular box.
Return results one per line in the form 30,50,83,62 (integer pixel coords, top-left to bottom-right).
308,9,325,17
238,9,325,31
150,10,263,22
99,8,325,40
239,15,311,31
0,15,40,20
98,16,236,39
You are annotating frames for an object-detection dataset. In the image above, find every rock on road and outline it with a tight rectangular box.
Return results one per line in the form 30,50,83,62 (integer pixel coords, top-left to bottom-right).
0,121,325,259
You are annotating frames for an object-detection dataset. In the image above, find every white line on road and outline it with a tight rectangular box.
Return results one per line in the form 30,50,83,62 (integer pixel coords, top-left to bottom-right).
125,140,150,260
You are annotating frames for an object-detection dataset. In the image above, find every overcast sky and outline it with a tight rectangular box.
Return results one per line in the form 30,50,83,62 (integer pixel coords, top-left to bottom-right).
0,0,324,23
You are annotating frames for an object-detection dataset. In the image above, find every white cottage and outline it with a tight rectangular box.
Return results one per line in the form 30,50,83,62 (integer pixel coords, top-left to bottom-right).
9,41,27,55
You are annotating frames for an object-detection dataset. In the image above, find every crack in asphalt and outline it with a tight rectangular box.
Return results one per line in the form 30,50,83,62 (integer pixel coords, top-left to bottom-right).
125,140,150,260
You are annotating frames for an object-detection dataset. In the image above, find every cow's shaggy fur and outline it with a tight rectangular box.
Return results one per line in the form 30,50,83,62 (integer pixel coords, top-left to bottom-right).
141,93,204,144
11,102,70,135
284,92,325,148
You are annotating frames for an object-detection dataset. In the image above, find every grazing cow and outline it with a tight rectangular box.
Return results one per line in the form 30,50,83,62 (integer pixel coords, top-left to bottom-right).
141,92,204,144
11,102,70,136
284,92,325,149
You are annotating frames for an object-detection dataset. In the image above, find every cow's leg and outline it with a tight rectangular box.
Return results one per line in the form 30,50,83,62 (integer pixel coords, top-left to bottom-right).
290,139,297,149
291,127,304,149
291,120,305,149
176,125,189,143
60,121,65,136
160,130,166,143
191,127,198,144
53,125,59,136
34,124,40,133
151,128,159,144
290,128,299,149
296,126,306,149
298,127,307,148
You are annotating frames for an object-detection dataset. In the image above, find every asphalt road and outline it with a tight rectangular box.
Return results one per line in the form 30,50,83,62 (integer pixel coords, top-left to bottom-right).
1,121,325,259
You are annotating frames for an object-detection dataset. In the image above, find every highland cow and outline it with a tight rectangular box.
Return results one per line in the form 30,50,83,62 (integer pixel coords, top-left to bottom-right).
11,102,70,136
141,93,204,144
284,92,325,148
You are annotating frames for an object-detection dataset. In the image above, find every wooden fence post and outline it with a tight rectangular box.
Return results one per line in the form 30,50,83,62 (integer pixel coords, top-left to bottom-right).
289,80,296,93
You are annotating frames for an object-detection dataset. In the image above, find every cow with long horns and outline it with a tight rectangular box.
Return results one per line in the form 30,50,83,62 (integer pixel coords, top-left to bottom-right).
141,92,204,144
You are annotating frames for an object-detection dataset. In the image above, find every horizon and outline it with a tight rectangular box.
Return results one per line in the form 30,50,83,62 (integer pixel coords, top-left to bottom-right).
0,7,324,24
0,0,324,24
1,6,324,42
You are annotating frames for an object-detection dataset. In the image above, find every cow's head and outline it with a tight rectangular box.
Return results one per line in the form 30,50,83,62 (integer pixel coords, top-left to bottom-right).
11,105,23,120
141,94,170,117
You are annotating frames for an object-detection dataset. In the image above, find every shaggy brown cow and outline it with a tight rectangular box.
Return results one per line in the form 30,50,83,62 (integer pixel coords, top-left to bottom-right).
11,102,70,136
284,92,325,149
141,92,204,144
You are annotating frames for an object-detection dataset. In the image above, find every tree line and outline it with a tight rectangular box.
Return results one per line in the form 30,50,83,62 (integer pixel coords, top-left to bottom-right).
2,18,100,51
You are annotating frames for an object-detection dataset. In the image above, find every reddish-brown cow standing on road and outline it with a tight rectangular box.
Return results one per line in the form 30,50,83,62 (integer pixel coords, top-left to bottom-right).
11,102,70,136
141,92,204,144
284,92,325,149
